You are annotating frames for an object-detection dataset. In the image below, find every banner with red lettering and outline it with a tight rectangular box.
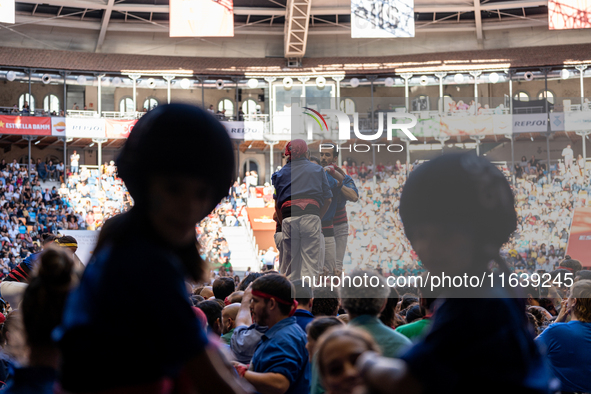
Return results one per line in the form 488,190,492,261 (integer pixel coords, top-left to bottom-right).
0,115,51,136
105,119,137,139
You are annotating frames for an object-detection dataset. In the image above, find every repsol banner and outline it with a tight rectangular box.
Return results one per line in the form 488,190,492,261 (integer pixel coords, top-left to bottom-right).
512,114,548,133
221,121,264,140
66,118,106,138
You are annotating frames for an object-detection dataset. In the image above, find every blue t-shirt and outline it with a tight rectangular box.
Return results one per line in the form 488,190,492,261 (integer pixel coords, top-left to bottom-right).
293,309,314,333
2,366,56,394
21,253,39,271
322,174,341,224
401,295,550,393
54,238,208,392
536,320,591,393
272,158,332,208
251,316,310,394
336,175,358,209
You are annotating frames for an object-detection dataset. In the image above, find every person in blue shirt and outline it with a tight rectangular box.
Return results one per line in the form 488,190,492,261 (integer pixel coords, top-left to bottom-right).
318,146,344,275
272,140,332,281
536,279,591,393
53,104,250,394
356,153,551,394
234,274,310,394
291,279,314,332
317,144,358,275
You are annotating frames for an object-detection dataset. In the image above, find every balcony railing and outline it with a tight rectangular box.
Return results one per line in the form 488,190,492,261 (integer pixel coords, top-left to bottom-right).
67,110,98,117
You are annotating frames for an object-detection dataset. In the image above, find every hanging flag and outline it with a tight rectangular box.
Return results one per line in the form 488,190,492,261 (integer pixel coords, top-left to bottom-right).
0,0,15,24
549,0,591,30
169,0,234,37
351,0,414,38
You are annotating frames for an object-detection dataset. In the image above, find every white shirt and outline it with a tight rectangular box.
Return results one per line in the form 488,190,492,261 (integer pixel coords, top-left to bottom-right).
71,154,80,166
562,147,574,160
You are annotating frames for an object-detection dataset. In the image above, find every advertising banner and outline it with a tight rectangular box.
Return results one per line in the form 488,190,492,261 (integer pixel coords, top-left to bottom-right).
408,117,440,138
550,112,565,132
246,207,276,231
221,121,265,140
0,115,51,136
512,114,548,133
493,115,512,135
439,115,495,136
105,119,137,139
566,207,591,268
169,0,234,37
565,111,591,130
0,0,15,24
351,0,415,38
66,118,106,139
51,117,66,136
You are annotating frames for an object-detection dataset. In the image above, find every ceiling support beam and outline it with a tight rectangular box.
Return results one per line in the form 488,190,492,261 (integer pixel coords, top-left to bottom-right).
284,0,311,60
95,0,114,53
474,0,483,40
14,0,548,16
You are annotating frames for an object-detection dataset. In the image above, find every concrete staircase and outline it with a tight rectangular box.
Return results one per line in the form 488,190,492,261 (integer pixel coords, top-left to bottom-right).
222,224,260,274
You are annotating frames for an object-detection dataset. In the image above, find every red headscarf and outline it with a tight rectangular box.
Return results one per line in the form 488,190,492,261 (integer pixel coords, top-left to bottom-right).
285,139,308,161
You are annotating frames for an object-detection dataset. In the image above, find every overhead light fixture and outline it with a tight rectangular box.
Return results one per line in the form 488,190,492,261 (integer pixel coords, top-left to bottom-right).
420,75,429,86
247,78,259,89
316,76,326,88
216,79,225,90
180,78,191,89
561,69,570,80
283,77,293,89
384,77,394,87
42,74,52,84
349,78,360,88
147,78,156,88
77,75,87,85
34,140,40,145
454,73,464,84
489,72,500,84
89,142,95,147
524,72,534,81
112,77,122,86
6,71,16,82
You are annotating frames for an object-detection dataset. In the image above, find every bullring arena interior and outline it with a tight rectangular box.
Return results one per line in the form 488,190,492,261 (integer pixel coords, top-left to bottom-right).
0,1,590,393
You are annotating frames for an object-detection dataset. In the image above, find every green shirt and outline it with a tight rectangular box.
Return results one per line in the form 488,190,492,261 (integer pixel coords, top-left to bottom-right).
310,354,326,394
349,315,411,358
395,318,432,341
221,328,234,345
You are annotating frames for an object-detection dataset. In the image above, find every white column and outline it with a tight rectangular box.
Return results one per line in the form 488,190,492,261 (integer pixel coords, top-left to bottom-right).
470,135,484,156
505,134,515,185
128,74,141,112
400,73,413,112
576,65,588,106
435,72,447,114
508,70,514,114
265,140,277,181
97,74,105,116
332,75,344,110
264,77,277,135
470,71,482,112
298,76,310,101
163,75,175,104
